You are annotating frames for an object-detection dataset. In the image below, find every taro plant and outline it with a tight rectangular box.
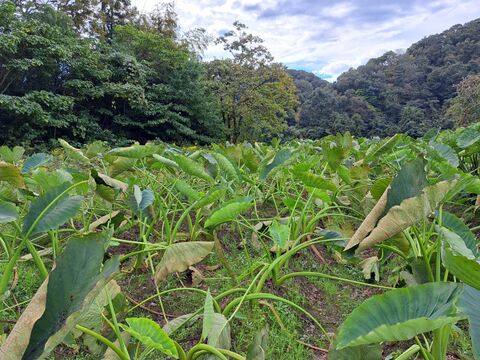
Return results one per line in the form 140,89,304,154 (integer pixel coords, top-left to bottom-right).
332,156,480,359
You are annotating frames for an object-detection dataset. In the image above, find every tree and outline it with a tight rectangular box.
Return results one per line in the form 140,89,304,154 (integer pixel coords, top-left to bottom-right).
0,2,224,147
446,74,480,127
206,22,298,142
0,2,94,147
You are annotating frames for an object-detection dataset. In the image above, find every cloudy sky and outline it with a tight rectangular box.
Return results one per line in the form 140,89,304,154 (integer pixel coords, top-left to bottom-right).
132,0,480,80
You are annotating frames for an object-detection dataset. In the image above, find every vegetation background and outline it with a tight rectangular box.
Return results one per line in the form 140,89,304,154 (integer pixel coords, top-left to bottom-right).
1,0,479,148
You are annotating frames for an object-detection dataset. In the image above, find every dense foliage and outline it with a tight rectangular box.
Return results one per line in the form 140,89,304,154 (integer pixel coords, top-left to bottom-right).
291,18,480,138
2,0,479,146
0,1,225,147
0,1,298,148
0,123,479,359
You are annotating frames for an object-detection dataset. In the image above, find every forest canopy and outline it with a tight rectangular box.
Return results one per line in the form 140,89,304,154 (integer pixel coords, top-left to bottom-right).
0,0,479,148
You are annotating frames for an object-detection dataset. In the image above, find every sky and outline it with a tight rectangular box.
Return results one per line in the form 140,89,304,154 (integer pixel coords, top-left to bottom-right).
132,0,480,81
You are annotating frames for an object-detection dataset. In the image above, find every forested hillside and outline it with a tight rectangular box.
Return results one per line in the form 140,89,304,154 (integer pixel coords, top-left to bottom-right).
290,18,480,138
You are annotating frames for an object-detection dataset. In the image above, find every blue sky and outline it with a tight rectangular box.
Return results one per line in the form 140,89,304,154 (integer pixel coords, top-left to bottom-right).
133,0,480,80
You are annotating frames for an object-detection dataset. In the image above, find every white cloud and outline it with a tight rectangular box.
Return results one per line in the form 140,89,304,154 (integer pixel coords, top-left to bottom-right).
131,0,480,80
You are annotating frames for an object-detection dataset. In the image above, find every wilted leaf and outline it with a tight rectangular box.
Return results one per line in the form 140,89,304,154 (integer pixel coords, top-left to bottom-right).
246,327,268,360
0,161,25,188
359,256,380,282
207,313,231,350
357,180,454,251
154,242,214,283
58,139,89,163
344,190,388,250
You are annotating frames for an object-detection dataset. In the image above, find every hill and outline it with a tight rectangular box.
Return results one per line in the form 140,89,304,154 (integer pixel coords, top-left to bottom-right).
289,18,480,138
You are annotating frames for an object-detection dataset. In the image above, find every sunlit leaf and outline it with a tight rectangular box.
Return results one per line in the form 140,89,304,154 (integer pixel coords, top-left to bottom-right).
125,318,178,358
204,197,252,229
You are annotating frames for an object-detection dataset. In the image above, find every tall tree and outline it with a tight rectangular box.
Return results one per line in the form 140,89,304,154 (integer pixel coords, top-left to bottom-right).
207,22,297,142
446,74,480,127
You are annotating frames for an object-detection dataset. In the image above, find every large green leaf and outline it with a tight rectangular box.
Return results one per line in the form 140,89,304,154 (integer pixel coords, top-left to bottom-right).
0,231,119,359
242,147,259,172
153,154,179,168
194,189,225,210
73,280,121,355
357,180,454,251
129,185,154,216
212,152,240,182
109,157,137,177
293,169,337,192
22,153,51,174
107,144,162,158
269,220,290,250
259,149,292,181
322,142,345,170
22,184,83,236
430,142,459,167
174,179,201,202
0,145,25,163
31,169,72,190
383,157,427,216
202,289,214,340
458,286,480,359
124,318,178,358
204,197,253,229
335,282,464,349
154,241,214,283
439,226,480,290
0,201,18,223
370,178,391,201
457,128,480,149
0,161,25,188
438,211,477,255
175,155,213,183
0,183,18,203
364,134,402,162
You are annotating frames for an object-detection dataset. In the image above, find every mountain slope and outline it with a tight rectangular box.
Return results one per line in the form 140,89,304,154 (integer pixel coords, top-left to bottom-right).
290,18,480,138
